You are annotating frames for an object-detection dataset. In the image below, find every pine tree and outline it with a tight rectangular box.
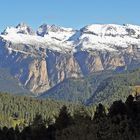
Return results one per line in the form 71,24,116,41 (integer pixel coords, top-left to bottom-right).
55,105,73,130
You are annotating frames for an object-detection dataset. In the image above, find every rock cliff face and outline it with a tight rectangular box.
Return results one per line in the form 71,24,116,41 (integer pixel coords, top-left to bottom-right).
1,23,140,95
46,51,82,87
74,51,104,75
24,58,49,94
0,41,50,94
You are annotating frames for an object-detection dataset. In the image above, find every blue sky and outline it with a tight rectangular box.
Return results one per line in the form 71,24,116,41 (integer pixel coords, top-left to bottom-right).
0,0,140,31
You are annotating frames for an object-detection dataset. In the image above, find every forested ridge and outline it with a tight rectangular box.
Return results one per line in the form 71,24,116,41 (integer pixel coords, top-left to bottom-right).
0,93,81,128
1,69,140,140
42,68,140,105
0,93,140,139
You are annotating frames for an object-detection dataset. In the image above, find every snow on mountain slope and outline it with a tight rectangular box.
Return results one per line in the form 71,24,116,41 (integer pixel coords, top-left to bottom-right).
37,24,76,41
1,23,140,54
81,24,126,36
0,23,75,53
2,23,35,35
73,24,140,52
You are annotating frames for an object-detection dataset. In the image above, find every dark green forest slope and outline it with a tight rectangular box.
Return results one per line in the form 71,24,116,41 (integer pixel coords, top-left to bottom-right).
87,68,140,105
0,93,82,128
0,94,140,140
41,69,140,105
40,71,114,103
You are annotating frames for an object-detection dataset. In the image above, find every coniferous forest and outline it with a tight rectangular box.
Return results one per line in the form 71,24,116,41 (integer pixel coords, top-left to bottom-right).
0,93,139,140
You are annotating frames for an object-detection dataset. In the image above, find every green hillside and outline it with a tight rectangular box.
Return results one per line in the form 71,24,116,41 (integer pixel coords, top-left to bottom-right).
0,68,30,95
40,71,113,103
0,93,81,128
41,69,140,105
87,68,140,105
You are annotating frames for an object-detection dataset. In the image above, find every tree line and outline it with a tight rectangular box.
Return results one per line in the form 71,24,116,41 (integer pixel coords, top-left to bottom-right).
0,93,140,140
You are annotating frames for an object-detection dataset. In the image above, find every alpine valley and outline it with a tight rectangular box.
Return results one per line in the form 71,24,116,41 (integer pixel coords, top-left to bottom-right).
1,23,140,104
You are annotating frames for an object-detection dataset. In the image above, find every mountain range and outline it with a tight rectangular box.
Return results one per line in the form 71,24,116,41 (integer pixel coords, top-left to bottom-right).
1,23,140,104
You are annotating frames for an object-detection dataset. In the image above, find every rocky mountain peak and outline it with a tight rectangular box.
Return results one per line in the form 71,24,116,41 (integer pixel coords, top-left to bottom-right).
1,23,35,36
80,24,140,37
16,23,35,35
37,23,75,37
37,24,49,36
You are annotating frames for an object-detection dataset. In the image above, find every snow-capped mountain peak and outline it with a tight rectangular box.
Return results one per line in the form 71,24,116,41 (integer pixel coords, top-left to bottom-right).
16,23,35,35
37,24,76,41
2,23,35,36
1,23,140,54
37,24,49,36
71,23,140,52
79,24,140,40
37,24,74,35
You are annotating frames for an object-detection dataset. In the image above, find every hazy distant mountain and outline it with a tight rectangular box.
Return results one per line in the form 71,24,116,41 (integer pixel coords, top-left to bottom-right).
0,68,30,95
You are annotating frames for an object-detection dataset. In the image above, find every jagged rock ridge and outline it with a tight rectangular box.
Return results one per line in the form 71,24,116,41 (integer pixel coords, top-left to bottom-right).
0,23,140,95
